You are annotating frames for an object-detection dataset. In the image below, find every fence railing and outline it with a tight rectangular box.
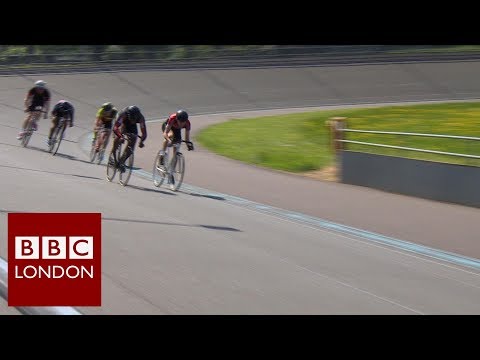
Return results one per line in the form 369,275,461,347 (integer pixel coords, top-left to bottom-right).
0,257,82,315
339,129,480,160
326,118,480,163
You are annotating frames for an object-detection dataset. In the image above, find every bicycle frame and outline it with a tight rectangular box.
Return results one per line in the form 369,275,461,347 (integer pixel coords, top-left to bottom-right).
20,106,44,147
152,140,190,191
49,116,69,156
106,133,141,186
90,127,112,164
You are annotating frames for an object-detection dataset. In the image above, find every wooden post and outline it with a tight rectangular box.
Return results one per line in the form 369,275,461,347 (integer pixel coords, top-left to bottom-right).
326,117,347,154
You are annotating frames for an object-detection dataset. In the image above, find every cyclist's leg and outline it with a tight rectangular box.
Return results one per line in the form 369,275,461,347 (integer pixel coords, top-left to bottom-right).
160,130,175,165
99,123,112,151
158,122,170,165
171,128,182,159
18,110,32,138
119,133,137,164
112,135,122,164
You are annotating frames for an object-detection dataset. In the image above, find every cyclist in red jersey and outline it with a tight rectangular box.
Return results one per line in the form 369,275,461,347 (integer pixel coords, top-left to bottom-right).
158,109,194,165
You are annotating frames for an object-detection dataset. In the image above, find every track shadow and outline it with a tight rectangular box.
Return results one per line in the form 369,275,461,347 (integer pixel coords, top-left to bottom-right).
53,153,76,160
102,216,241,232
0,164,103,181
122,184,176,196
186,192,226,201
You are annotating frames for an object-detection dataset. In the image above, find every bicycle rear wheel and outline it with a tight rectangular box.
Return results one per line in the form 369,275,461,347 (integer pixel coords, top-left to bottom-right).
119,149,134,186
152,152,167,187
169,153,185,192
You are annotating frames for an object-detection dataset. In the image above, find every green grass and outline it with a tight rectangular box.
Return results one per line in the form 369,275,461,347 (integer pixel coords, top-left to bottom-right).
196,102,480,173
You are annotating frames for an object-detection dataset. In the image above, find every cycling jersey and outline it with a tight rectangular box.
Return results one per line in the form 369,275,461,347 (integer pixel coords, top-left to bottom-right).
52,101,75,122
165,113,191,131
113,108,147,141
96,107,118,129
162,113,191,143
26,87,50,110
97,107,118,122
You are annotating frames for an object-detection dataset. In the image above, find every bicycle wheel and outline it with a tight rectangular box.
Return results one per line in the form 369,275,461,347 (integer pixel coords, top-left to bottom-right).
48,126,58,153
51,124,65,156
106,146,119,182
97,148,105,165
152,152,167,187
89,139,97,163
21,116,36,148
169,153,185,192
119,148,134,186
21,128,33,148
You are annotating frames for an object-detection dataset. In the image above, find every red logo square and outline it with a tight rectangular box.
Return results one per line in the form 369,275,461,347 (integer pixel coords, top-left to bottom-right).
8,213,101,306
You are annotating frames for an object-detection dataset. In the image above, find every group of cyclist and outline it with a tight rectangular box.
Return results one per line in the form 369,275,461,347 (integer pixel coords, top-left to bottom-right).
17,80,194,170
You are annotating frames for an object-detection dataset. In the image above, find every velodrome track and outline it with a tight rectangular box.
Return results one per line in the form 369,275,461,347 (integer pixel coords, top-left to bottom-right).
1,61,480,314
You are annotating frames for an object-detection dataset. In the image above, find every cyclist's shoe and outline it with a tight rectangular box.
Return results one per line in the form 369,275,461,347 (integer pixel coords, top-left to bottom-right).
16,131,25,140
46,138,52,146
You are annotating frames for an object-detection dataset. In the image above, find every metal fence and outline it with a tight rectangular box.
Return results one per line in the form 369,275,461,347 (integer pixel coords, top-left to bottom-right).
338,129,480,161
3,45,480,74
330,125,480,207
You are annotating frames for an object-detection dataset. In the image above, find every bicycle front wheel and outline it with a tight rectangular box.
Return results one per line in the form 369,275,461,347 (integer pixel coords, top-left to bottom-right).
106,147,119,182
51,123,66,156
119,150,134,186
152,152,167,187
89,140,97,163
21,129,32,148
170,153,185,192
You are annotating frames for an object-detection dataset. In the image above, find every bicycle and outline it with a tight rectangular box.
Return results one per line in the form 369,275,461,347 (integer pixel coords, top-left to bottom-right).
106,134,142,186
152,140,193,192
90,127,112,164
48,115,71,156
19,106,45,148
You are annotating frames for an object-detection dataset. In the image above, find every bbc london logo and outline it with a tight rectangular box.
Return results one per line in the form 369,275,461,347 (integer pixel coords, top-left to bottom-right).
8,213,101,306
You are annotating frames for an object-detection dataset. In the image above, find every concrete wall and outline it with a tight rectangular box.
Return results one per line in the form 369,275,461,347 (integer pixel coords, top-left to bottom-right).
340,151,480,208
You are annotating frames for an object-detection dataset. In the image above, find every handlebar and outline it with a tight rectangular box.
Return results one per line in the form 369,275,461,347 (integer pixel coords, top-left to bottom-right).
167,140,194,151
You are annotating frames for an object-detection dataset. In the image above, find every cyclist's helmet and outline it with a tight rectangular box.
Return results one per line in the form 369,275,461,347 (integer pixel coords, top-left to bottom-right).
126,105,141,121
58,100,69,111
102,102,113,112
176,109,188,122
35,80,46,88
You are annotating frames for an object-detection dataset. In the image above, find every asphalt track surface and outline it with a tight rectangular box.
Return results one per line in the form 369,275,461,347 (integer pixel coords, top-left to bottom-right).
1,61,480,314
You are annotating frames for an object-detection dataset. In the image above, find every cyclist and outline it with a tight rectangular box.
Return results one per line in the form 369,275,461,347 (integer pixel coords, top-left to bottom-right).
17,80,51,140
112,105,147,172
92,102,118,154
158,109,194,166
47,100,74,146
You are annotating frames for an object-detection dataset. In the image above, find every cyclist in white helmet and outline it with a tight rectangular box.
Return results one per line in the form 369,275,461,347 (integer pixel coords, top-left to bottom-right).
17,80,51,140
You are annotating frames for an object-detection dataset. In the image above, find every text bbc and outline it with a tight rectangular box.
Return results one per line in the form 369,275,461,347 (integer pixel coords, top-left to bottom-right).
15,236,94,259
